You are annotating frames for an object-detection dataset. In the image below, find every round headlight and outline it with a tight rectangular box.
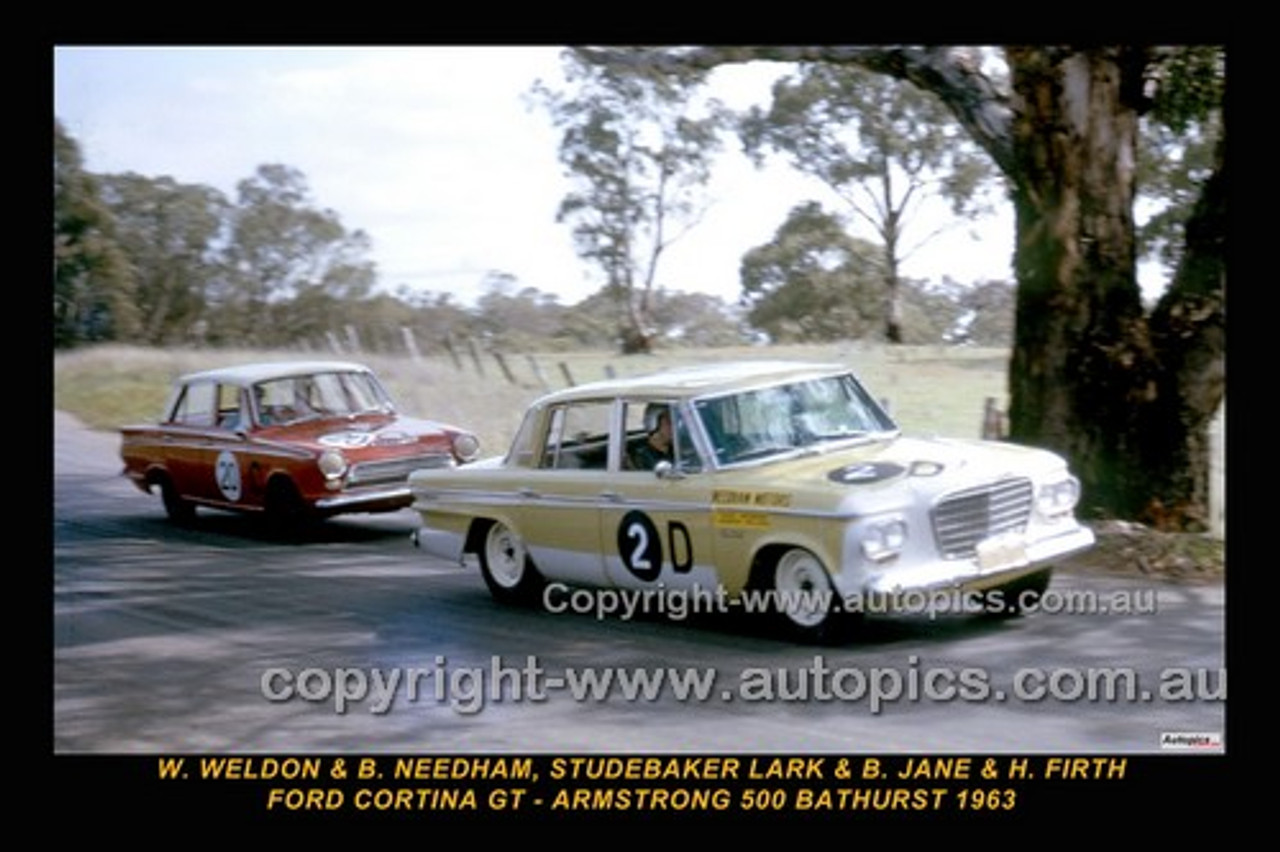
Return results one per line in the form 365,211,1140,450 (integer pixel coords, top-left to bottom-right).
318,449,348,480
452,432,481,463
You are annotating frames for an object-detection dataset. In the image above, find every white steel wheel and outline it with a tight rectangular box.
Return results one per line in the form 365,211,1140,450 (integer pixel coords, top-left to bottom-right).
768,548,854,643
484,523,526,589
477,521,543,605
772,549,833,628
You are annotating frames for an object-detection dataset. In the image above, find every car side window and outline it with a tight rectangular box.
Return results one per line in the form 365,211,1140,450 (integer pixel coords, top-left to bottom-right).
216,384,245,430
540,402,612,470
169,382,217,428
624,401,702,473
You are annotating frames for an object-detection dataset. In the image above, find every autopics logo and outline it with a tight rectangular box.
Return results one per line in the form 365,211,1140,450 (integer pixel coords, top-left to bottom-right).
1160,731,1224,751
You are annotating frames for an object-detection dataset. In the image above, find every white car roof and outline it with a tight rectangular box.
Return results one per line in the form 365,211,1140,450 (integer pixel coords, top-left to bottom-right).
538,360,850,405
177,361,374,387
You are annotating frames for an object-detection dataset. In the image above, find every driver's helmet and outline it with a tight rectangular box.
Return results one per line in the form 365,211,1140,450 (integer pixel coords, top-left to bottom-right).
643,403,670,434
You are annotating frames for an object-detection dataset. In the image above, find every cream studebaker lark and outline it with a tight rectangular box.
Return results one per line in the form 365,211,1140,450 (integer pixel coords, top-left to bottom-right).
409,361,1095,642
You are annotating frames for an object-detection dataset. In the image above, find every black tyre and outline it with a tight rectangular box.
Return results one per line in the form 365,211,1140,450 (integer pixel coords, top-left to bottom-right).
264,477,313,536
158,476,196,525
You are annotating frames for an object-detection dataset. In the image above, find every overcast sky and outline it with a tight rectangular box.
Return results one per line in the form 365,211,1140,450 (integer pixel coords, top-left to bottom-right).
53,45,1017,307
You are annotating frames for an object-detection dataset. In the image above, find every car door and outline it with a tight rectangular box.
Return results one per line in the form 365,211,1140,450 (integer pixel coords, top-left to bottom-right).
600,400,720,597
164,381,253,507
507,399,615,588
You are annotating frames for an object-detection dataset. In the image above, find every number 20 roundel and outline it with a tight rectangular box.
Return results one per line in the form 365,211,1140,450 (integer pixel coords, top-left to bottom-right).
616,510,663,582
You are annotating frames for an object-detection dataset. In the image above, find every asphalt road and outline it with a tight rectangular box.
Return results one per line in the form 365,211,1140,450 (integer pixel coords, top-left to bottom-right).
53,411,1226,754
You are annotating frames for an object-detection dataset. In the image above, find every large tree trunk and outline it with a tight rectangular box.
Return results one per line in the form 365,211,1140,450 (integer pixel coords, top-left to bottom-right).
1004,48,1224,530
584,46,1227,527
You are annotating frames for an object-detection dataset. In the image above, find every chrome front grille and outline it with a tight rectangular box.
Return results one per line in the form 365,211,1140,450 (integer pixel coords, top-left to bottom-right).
932,477,1033,559
347,453,452,486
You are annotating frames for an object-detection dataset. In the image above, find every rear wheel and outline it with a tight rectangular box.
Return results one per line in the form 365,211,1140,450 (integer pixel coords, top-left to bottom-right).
158,475,196,525
477,520,544,606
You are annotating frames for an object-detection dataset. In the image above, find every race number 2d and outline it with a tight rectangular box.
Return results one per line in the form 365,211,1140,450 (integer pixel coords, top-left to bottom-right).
215,451,243,501
616,511,693,580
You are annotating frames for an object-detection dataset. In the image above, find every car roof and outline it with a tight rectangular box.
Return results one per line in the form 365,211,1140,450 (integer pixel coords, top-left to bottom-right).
177,360,374,387
537,360,851,405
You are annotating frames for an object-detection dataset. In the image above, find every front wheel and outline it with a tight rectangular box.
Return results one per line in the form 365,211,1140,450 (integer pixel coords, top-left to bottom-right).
765,548,855,644
264,477,314,538
477,520,545,606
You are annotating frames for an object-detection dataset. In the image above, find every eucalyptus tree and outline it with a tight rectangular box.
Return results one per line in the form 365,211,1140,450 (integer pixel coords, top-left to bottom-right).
1135,47,1224,286
53,119,138,347
96,173,228,345
215,164,376,347
531,50,732,353
738,201,886,342
580,46,1226,530
739,61,996,342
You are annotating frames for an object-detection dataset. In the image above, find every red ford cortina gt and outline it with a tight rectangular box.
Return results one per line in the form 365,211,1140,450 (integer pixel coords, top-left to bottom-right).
120,360,480,526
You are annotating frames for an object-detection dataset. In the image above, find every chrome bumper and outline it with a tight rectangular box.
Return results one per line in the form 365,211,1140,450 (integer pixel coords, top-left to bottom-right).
858,524,1097,597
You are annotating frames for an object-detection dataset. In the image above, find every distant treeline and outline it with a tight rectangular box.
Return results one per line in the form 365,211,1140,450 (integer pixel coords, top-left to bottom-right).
54,120,1013,354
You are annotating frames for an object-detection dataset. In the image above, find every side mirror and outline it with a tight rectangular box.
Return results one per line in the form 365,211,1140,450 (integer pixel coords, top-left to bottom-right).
653,460,683,480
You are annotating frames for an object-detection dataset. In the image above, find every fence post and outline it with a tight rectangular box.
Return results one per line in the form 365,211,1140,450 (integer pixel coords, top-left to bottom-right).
982,397,1006,440
466,338,485,377
491,351,517,385
442,335,463,371
401,327,422,362
526,355,551,392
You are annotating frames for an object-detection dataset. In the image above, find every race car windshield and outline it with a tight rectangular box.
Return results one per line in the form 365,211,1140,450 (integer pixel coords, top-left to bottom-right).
694,374,897,465
253,371,394,425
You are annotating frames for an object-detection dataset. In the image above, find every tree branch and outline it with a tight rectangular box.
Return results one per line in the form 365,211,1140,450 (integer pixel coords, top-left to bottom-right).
577,46,1015,174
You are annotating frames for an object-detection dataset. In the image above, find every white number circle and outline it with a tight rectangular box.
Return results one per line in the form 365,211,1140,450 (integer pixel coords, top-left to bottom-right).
215,451,243,501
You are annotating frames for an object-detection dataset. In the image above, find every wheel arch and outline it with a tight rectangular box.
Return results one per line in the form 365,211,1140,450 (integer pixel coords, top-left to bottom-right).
746,539,834,591
463,513,522,556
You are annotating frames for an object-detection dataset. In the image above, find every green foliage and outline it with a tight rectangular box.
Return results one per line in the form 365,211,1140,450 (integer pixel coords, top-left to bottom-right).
530,49,733,351
97,172,228,345
214,164,377,347
1135,46,1225,282
738,62,1000,340
740,202,886,341
53,120,139,347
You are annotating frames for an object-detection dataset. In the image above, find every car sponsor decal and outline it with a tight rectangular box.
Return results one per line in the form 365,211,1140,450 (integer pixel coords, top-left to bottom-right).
373,430,415,446
319,431,374,448
616,511,693,580
711,489,792,508
215,450,243,501
827,461,907,484
713,510,770,530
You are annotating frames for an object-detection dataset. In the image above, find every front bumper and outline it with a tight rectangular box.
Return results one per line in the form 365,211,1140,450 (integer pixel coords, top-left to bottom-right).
854,523,1097,597
314,484,414,513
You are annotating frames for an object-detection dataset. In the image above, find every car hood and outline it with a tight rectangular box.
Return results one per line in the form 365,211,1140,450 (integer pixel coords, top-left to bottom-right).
256,414,456,453
717,434,1070,513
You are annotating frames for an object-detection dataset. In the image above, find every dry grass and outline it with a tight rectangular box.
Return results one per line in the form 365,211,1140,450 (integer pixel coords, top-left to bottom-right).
53,341,1225,582
53,342,1011,455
